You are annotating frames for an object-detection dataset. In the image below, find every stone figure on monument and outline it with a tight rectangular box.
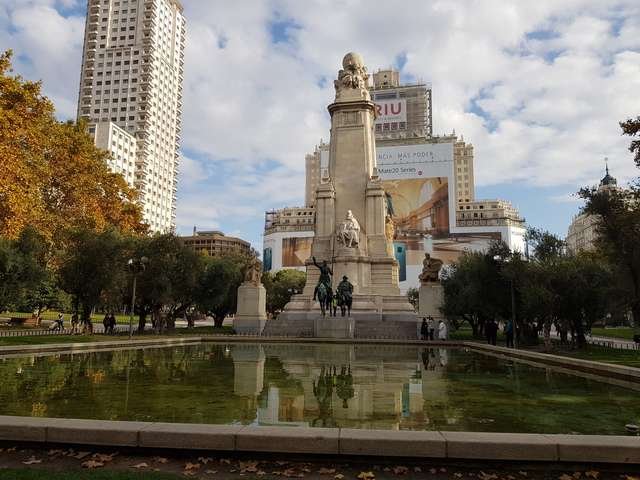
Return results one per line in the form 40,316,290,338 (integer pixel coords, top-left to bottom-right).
336,210,360,248
418,253,443,284
244,255,263,286
334,52,369,93
336,276,354,317
312,256,333,298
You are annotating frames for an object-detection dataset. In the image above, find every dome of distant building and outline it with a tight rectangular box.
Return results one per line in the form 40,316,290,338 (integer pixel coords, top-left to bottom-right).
600,164,617,187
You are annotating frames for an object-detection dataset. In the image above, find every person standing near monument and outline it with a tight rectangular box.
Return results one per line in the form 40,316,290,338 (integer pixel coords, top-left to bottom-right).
420,318,429,341
438,319,448,340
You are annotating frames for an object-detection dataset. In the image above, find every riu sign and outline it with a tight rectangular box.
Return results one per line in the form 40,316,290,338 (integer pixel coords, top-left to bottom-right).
374,99,407,124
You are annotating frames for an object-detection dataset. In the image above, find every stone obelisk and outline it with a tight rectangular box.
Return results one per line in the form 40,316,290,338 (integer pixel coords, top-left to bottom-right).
264,52,416,338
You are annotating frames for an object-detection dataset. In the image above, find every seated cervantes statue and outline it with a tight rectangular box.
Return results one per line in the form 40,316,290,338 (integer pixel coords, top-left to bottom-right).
336,210,360,248
419,253,443,284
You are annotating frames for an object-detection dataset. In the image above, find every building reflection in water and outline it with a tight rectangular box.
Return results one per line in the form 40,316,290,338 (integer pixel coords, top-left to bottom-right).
229,344,454,430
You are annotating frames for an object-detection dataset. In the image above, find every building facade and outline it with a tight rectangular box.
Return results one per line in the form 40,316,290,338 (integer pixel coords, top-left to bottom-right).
263,207,316,272
566,165,617,254
182,229,251,257
77,0,186,232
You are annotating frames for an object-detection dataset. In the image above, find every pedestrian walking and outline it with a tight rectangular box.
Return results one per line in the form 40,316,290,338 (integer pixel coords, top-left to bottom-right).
420,318,429,341
486,319,498,346
438,320,448,341
505,319,514,348
427,316,436,340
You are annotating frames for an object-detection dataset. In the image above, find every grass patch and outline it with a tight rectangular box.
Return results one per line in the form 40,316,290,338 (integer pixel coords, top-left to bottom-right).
591,327,635,341
554,344,640,368
0,326,234,346
0,469,181,480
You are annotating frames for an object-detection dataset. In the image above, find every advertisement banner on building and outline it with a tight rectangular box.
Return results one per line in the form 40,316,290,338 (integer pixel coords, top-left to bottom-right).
282,237,313,267
374,99,407,124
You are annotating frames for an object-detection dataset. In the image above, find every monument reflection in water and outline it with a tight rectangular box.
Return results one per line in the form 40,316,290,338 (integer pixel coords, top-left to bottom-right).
0,343,637,435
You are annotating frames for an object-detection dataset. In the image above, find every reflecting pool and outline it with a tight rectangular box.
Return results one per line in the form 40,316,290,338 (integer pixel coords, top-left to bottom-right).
0,343,638,434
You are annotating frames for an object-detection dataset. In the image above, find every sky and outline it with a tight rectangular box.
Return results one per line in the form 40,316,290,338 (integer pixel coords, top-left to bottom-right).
1,0,640,250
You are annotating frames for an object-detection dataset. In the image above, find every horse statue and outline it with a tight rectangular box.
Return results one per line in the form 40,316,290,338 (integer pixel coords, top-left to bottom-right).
315,282,333,317
336,276,353,317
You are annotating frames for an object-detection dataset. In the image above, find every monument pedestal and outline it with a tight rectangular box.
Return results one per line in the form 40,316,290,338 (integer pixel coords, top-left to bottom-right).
314,316,355,339
419,283,444,319
234,283,267,335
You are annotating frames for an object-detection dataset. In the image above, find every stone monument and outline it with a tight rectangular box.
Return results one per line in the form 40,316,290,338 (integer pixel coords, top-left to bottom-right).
418,253,445,320
263,52,416,339
234,255,267,335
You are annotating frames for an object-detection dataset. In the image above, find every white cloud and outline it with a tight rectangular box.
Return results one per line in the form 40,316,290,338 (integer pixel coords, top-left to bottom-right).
2,0,639,243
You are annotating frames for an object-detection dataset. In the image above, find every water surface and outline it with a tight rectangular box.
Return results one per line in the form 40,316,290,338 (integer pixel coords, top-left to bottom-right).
0,343,637,434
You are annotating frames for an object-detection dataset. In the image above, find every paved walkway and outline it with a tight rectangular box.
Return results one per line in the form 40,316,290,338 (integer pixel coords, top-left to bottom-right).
548,329,638,350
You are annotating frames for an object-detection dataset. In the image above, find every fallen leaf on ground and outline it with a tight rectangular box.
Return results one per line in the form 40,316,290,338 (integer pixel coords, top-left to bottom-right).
358,472,375,480
199,457,213,465
429,468,437,474
240,461,259,473
624,477,640,480
47,449,63,456
393,466,409,475
519,473,528,478
131,462,149,469
334,475,345,480
6,448,16,453
455,474,463,478
559,475,574,480
154,456,169,464
257,471,266,476
585,472,599,480
22,457,42,465
205,470,218,475
276,461,289,466
478,472,497,480
573,473,582,479
220,459,232,465
318,468,336,475
185,462,201,471
72,451,91,460
414,467,422,473
92,454,114,463
440,468,447,473
82,460,104,469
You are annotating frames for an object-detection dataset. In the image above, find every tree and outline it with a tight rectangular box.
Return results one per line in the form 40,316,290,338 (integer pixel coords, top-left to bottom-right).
406,287,419,311
131,234,204,332
0,227,54,314
262,269,306,315
0,50,145,242
526,227,566,261
620,116,640,168
58,228,129,325
579,185,640,328
195,254,247,327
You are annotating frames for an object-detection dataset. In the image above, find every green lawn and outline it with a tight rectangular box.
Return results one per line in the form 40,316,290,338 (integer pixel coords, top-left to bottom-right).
1,311,132,325
0,326,234,346
0,470,182,480
554,344,640,368
590,327,635,340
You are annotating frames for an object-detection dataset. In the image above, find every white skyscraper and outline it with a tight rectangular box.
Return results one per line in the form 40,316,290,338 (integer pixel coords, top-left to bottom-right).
77,0,186,232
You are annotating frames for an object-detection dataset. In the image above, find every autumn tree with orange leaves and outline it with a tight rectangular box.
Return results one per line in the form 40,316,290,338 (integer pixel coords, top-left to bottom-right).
0,50,146,244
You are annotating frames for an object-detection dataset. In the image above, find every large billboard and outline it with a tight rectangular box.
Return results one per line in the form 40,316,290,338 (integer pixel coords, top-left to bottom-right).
374,99,407,125
282,237,313,267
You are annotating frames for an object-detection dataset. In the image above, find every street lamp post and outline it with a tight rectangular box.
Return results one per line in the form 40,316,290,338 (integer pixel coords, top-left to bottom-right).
494,255,518,349
127,257,148,339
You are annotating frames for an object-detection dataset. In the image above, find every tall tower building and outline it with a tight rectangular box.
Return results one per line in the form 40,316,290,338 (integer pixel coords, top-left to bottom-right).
77,0,186,232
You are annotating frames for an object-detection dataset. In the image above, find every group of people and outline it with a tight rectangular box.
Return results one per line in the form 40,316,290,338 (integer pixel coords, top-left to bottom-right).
102,312,117,334
47,312,100,335
420,316,448,341
485,319,514,347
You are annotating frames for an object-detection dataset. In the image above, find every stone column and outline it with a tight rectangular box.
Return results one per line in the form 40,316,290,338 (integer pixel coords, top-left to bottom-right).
235,282,267,335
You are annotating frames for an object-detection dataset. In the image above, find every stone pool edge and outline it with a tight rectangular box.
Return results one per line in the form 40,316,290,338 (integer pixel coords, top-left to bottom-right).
0,416,638,464
1,335,638,384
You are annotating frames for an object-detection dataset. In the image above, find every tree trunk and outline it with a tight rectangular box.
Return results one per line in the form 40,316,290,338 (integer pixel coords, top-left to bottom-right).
213,314,225,328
